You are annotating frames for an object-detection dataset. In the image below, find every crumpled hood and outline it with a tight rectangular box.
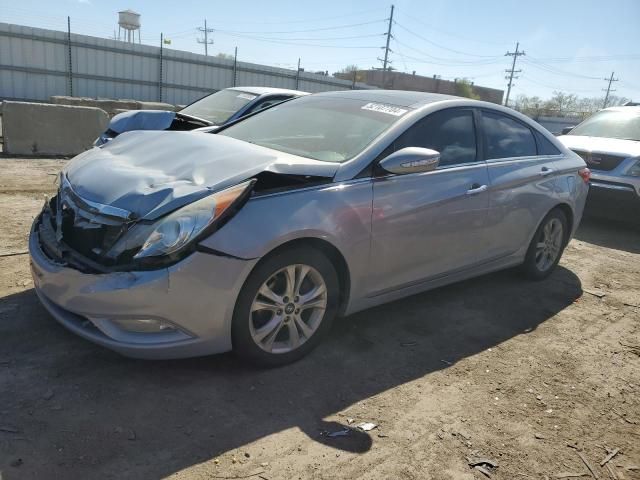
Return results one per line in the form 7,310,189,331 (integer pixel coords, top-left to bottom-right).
109,110,177,134
64,130,338,220
558,135,640,158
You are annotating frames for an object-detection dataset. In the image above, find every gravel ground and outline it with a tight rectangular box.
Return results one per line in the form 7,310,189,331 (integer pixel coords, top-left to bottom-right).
0,158,638,480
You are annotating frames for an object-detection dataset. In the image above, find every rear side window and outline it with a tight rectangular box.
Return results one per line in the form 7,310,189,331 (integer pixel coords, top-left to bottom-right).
393,109,477,167
535,131,562,155
247,96,291,114
482,111,536,159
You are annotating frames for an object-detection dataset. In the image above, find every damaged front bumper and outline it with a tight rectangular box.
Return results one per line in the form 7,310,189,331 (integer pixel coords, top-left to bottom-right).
29,217,258,359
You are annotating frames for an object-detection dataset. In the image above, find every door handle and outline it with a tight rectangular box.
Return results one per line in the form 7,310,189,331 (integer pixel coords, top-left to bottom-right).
466,184,488,195
540,166,555,177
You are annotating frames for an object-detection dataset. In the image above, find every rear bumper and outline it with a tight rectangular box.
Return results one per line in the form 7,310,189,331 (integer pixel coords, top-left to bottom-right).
29,222,258,359
586,180,640,222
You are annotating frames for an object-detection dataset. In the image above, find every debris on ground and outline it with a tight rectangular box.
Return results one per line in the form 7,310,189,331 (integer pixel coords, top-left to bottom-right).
569,448,600,480
324,428,351,438
583,289,606,298
10,458,24,467
355,422,377,431
43,389,54,400
466,457,498,468
600,447,619,467
474,465,493,478
400,341,417,347
553,473,589,479
619,341,640,356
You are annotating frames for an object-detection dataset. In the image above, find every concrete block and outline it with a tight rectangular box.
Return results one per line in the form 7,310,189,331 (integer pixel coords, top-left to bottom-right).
135,101,180,111
2,101,109,156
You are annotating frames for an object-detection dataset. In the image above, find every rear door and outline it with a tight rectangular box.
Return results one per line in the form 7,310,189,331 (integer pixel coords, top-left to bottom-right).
480,110,562,259
369,108,490,295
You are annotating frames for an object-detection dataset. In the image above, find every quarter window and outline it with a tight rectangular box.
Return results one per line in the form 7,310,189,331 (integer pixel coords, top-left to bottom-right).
482,111,536,159
392,109,477,167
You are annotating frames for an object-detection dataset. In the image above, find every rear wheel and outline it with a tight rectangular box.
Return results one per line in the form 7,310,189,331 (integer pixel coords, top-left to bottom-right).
521,208,568,280
232,247,339,366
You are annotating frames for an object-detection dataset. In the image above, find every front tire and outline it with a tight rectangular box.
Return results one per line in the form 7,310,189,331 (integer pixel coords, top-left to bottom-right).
231,246,339,366
521,208,568,280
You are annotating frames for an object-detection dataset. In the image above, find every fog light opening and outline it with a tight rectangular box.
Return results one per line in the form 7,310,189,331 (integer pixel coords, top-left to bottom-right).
111,318,177,334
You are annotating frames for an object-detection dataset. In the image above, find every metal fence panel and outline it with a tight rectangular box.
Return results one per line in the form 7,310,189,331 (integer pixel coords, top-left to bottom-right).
0,22,372,104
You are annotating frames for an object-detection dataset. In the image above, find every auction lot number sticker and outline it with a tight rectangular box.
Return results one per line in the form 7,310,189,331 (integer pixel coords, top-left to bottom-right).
361,102,408,116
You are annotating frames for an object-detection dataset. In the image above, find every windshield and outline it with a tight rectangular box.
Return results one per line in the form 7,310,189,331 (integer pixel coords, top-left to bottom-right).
180,89,258,125
569,109,640,141
219,96,409,162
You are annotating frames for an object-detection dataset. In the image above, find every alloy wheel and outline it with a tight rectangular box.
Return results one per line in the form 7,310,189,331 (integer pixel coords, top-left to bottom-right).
535,217,563,272
249,264,327,354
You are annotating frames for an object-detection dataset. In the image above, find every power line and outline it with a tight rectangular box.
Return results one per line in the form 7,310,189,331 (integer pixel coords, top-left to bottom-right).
209,19,385,35
393,11,509,47
393,21,502,59
197,19,214,56
392,39,504,66
504,42,525,106
523,57,601,80
213,30,380,49
602,72,619,108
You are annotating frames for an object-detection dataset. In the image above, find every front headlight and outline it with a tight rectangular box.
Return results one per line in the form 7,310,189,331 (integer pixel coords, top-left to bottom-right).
133,180,254,260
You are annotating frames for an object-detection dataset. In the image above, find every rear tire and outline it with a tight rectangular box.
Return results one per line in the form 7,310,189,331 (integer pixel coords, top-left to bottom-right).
231,246,339,367
521,208,568,280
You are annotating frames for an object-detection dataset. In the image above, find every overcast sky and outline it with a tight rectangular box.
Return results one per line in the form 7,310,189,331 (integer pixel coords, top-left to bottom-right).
2,0,639,101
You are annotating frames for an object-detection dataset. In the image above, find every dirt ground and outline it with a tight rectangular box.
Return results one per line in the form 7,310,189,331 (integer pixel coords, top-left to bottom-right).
0,158,638,480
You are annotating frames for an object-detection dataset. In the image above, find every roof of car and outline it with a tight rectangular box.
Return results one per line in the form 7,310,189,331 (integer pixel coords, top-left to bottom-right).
227,86,309,97
313,89,460,108
601,105,640,113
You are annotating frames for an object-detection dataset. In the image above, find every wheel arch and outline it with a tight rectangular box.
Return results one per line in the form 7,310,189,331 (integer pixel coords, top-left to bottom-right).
246,237,352,316
553,202,574,245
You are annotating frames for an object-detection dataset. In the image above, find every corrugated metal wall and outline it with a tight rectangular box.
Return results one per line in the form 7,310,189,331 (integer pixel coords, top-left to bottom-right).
0,22,371,105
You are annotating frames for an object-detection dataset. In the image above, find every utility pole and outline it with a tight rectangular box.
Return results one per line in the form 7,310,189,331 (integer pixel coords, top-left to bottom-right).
295,58,301,90
602,71,618,108
232,46,238,87
159,33,164,102
378,4,394,87
504,42,525,107
67,16,73,97
197,19,214,56
382,5,394,72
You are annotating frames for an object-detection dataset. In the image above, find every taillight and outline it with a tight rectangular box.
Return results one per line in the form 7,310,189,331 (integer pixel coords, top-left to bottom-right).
578,168,591,183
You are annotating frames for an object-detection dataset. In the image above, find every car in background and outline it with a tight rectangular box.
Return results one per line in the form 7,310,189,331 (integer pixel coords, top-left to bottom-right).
95,86,308,145
31,90,589,365
558,106,640,223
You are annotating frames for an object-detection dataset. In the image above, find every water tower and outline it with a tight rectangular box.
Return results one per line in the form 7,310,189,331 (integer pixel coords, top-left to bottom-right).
118,9,141,43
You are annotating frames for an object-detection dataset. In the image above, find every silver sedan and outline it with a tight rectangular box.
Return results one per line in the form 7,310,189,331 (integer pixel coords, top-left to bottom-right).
29,90,590,365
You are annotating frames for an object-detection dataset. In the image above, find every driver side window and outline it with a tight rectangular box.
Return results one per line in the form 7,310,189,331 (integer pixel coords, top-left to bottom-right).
392,109,478,167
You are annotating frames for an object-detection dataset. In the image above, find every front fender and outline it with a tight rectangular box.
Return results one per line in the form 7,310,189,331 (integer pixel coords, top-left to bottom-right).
199,179,373,301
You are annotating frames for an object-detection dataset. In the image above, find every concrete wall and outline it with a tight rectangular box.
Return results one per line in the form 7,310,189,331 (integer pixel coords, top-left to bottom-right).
2,101,108,155
0,22,372,105
348,70,504,104
50,96,179,117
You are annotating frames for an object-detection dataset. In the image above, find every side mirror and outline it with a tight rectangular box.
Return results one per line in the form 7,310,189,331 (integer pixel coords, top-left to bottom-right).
379,147,440,175
561,126,574,135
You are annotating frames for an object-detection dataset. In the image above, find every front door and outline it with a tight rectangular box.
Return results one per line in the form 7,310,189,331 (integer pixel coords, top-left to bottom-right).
368,108,490,296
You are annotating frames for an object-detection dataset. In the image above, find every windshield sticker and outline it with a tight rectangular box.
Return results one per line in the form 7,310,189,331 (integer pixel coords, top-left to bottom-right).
361,102,408,116
237,93,258,101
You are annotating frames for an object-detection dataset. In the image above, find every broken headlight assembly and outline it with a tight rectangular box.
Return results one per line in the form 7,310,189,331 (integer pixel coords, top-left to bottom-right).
107,180,255,267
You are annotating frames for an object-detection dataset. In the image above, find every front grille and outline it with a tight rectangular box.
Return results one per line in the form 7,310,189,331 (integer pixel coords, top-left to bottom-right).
572,150,627,171
41,176,133,267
